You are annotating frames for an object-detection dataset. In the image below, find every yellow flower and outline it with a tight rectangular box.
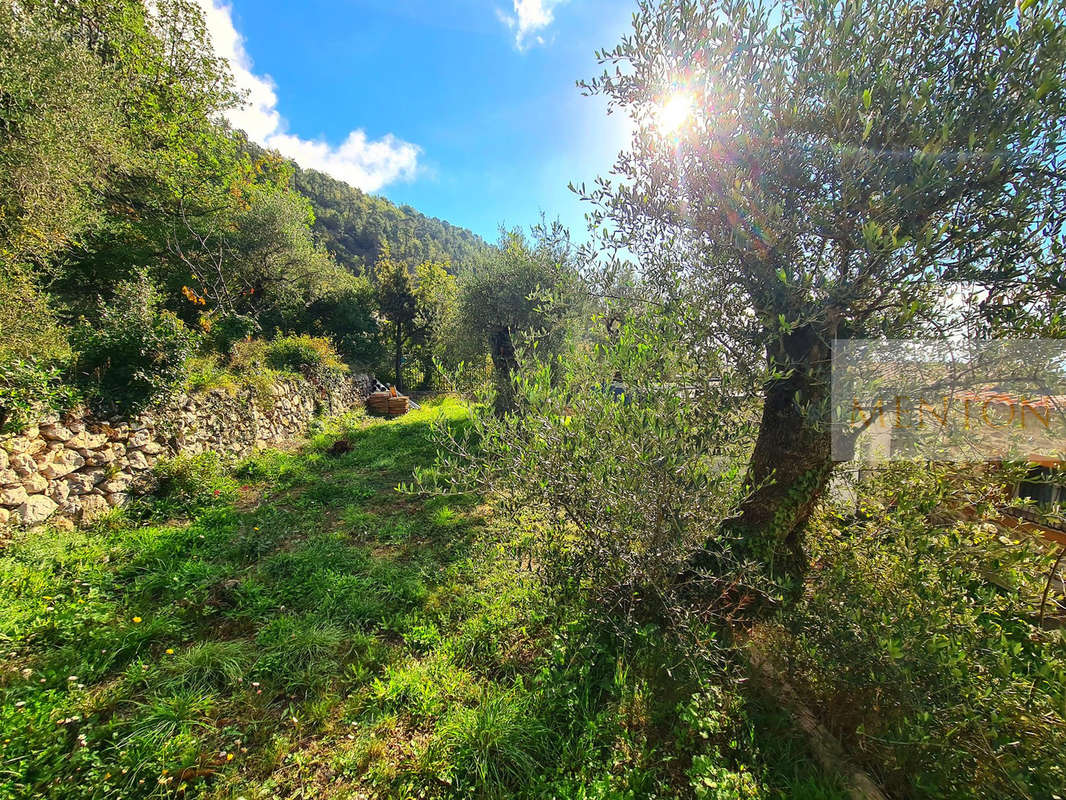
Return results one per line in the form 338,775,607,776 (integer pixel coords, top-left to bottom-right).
226,753,234,761
132,617,142,624
165,648,174,655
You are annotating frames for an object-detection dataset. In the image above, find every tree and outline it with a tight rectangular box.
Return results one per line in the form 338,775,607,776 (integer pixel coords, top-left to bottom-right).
374,244,418,392
412,260,458,389
170,187,342,334
580,0,1066,592
307,273,385,369
31,0,244,312
0,1,125,275
455,231,576,414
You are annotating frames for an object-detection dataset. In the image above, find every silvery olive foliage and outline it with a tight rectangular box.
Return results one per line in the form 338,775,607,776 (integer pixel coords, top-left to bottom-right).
415,308,767,626
578,0,1066,585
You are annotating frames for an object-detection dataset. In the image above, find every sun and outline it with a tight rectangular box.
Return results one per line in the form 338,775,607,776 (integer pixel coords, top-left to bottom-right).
655,92,693,135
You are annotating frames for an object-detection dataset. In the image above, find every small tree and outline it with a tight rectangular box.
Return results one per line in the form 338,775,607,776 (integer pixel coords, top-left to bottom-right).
373,243,418,392
412,260,458,390
581,0,1066,590
72,271,196,415
455,231,576,414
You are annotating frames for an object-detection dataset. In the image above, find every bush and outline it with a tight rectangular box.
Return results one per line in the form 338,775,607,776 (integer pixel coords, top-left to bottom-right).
152,452,239,515
203,312,260,354
265,334,345,374
418,311,756,619
183,354,237,394
71,272,196,415
0,358,79,433
772,463,1066,799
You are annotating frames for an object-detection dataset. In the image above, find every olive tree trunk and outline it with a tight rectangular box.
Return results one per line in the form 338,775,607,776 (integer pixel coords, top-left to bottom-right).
490,326,517,416
690,325,835,598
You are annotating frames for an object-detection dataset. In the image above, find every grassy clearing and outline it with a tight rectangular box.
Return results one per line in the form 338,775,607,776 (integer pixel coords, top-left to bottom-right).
0,399,842,799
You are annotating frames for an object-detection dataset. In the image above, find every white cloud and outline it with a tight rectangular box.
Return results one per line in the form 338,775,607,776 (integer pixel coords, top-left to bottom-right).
194,0,419,192
498,0,567,51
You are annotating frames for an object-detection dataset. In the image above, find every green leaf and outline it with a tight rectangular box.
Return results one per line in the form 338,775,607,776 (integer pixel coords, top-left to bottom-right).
862,88,872,109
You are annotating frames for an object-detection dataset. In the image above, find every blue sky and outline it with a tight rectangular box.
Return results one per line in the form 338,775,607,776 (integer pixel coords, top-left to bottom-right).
198,0,636,242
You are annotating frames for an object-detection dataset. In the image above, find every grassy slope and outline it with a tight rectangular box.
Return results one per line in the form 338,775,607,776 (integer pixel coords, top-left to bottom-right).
0,400,844,799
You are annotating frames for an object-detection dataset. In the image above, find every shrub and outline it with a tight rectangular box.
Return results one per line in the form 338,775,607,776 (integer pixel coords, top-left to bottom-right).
0,358,79,433
204,312,260,354
183,354,237,394
228,338,271,373
0,268,78,431
265,334,345,374
152,452,239,515
418,311,756,620
71,271,196,415
772,463,1066,799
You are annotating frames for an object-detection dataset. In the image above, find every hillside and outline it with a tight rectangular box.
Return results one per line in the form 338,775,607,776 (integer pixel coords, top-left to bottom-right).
290,162,492,273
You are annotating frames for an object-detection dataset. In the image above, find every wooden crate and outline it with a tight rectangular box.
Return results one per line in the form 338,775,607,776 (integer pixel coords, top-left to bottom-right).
367,391,390,415
387,395,409,416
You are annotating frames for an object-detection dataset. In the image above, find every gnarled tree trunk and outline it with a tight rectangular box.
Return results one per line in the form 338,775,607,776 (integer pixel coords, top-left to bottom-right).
690,325,835,600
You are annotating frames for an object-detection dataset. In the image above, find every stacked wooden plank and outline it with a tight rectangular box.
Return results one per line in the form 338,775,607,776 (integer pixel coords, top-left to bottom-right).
367,387,409,417
366,391,390,415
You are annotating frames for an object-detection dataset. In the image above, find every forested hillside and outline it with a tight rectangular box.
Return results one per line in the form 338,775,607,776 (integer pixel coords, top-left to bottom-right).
290,161,491,273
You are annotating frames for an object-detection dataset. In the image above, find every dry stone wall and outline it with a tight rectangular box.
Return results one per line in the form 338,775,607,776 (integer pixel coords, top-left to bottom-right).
0,372,369,527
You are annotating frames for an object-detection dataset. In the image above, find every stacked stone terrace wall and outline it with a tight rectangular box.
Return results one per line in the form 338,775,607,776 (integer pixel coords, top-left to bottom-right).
0,372,369,527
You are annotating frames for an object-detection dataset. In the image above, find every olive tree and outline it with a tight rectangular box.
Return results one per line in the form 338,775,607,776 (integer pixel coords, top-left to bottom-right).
580,0,1066,589
455,230,578,414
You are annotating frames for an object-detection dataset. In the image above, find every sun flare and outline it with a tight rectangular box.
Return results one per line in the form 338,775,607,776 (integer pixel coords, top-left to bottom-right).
655,92,693,135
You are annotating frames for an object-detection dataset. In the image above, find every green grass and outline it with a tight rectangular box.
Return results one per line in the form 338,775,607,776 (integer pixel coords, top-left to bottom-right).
0,398,845,799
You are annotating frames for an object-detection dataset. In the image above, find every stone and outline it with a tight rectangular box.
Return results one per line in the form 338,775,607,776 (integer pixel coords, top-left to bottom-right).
127,429,152,448
16,495,57,526
68,431,108,450
39,423,74,442
139,440,165,455
126,451,150,470
39,449,84,480
0,507,8,526
84,446,117,466
105,492,127,507
0,468,19,486
2,437,32,456
0,486,29,507
65,420,85,435
9,453,38,477
76,494,110,523
0,449,7,470
47,481,70,504
64,470,104,495
100,473,132,494
22,473,48,494
61,470,93,494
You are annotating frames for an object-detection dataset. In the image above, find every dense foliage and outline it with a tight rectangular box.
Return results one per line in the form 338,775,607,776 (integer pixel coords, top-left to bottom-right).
71,272,197,416
578,0,1066,588
290,160,492,273
0,0,505,424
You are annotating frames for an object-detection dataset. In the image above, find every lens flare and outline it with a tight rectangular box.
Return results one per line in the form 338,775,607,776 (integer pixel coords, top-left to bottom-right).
655,92,693,135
